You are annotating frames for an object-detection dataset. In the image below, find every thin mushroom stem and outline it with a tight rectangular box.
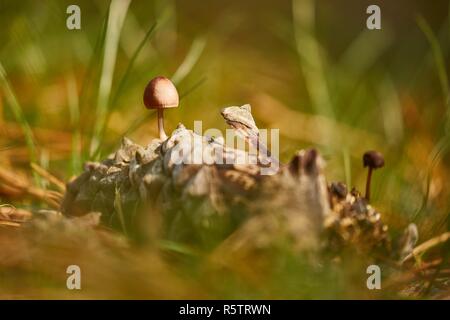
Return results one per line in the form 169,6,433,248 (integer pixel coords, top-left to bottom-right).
157,109,167,140
365,168,373,201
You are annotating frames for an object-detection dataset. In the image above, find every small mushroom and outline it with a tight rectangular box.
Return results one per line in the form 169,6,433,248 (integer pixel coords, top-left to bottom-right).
362,150,384,202
143,76,179,140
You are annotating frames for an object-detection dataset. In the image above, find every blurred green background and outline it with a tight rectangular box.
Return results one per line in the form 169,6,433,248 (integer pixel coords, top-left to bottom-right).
0,0,449,298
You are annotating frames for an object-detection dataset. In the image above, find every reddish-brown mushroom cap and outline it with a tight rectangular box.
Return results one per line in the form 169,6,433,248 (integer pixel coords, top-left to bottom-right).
363,150,384,169
143,76,179,109
362,150,384,202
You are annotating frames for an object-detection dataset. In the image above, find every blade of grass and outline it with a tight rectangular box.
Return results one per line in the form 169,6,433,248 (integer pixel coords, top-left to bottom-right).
417,16,449,107
67,74,82,176
336,28,391,120
78,4,110,114
338,29,391,78
0,63,37,162
292,0,334,144
91,22,158,158
179,76,207,100
158,239,201,257
379,76,404,145
89,0,131,158
171,37,206,85
414,16,450,220
77,4,109,164
0,62,40,185
39,149,49,189
111,22,157,108
292,0,333,118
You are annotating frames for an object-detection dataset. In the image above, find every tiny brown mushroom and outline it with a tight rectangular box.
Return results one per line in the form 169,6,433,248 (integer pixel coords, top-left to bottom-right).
143,76,179,140
362,150,384,202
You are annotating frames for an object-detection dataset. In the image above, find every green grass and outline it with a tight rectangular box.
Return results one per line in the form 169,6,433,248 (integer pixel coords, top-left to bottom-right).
414,15,450,222
89,0,131,158
0,62,38,163
0,0,449,299
0,61,42,186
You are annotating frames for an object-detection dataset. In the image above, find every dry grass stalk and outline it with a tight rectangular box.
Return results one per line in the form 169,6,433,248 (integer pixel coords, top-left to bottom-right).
0,166,62,208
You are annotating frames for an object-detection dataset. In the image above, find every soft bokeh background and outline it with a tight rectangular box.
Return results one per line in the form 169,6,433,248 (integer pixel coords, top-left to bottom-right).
0,0,449,298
